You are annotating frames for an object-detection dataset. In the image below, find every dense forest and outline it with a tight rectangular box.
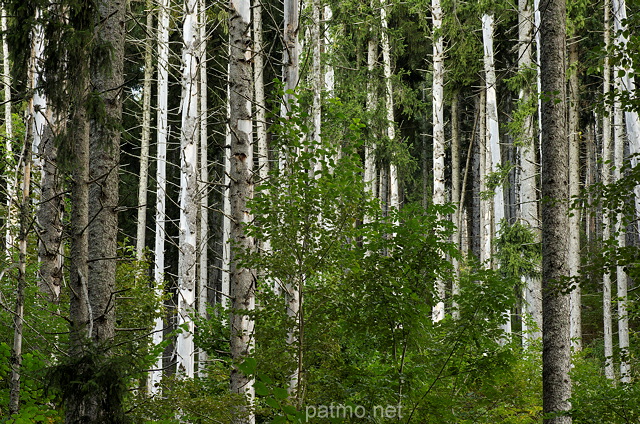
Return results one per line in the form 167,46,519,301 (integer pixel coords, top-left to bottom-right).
1,0,639,422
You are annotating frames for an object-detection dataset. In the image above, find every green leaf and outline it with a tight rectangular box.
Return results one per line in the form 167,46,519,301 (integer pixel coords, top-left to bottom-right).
273,387,289,400
255,381,269,396
265,397,280,410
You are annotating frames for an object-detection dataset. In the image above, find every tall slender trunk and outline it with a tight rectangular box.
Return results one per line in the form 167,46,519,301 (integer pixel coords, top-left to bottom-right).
612,0,633,383
364,34,378,210
87,0,125,348
612,0,640,219
568,40,581,351
602,0,614,380
282,0,301,399
149,0,171,393
2,6,15,256
479,88,490,264
9,73,33,418
254,0,268,181
482,13,509,336
176,0,199,378
323,6,334,96
229,1,255,421
66,59,91,424
613,77,629,383
540,0,572,420
451,94,460,319
431,0,445,321
33,12,63,304
519,0,542,343
198,0,209,377
136,1,154,260
380,0,398,211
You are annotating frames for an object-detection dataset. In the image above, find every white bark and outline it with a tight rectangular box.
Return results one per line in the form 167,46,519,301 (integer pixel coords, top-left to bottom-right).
431,0,445,322
254,0,268,182
149,0,171,393
2,6,15,256
479,89,490,265
198,0,209,377
612,0,634,383
613,78,630,383
482,14,510,336
380,0,399,211
519,0,542,342
612,0,640,217
323,6,334,96
364,35,377,208
136,3,154,260
228,0,255,419
603,0,614,381
283,0,301,398
568,42,581,351
176,0,199,379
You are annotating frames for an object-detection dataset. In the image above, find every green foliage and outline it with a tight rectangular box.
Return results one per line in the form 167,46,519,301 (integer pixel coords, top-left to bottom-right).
495,220,541,281
571,351,640,423
0,343,62,423
481,162,513,200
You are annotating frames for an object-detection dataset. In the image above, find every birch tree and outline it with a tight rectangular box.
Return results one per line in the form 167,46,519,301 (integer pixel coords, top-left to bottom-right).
228,0,255,421
482,12,509,336
149,0,171,393
2,5,15,256
540,0,572,420
518,0,542,342
135,0,154,261
176,0,199,378
197,0,209,377
612,0,634,383
364,31,377,204
602,0,614,379
568,41,581,350
380,0,398,212
431,0,445,321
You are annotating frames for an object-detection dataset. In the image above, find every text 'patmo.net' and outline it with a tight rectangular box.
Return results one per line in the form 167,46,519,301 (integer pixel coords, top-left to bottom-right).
304,403,403,421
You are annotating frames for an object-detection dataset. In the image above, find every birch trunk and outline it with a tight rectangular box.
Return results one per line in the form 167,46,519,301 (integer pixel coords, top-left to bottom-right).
254,0,268,181
364,35,377,207
568,41,582,351
380,0,398,211
612,0,640,219
229,1,255,420
198,0,209,376
136,1,154,260
602,0,614,380
282,0,301,398
323,6,334,96
613,82,629,383
431,0,445,321
149,0,171,393
612,0,632,383
176,0,199,378
482,13,510,336
540,0,572,419
2,6,15,256
519,0,542,342
479,88,490,265
451,94,460,319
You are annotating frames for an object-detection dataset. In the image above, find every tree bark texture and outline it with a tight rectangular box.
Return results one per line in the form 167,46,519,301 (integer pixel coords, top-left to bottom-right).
229,1,255,421
176,0,199,378
540,0,572,421
149,0,171,393
568,41,581,351
519,0,542,342
431,0,445,321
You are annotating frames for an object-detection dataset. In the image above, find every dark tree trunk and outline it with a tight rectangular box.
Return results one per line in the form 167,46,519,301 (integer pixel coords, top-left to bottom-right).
540,0,572,421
